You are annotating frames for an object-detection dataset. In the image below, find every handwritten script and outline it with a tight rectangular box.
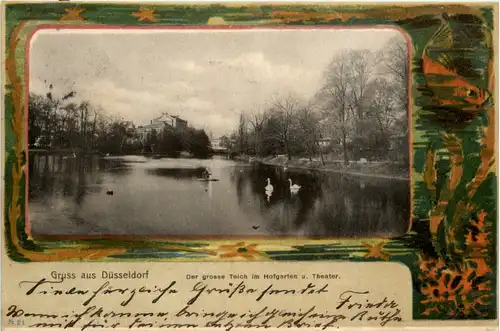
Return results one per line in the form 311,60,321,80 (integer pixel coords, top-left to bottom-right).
5,271,405,330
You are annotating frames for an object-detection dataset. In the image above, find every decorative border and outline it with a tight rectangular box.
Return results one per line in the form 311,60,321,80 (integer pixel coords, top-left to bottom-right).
3,3,497,320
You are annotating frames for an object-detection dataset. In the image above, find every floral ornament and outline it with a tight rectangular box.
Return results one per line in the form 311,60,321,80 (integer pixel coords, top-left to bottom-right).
464,210,492,275
362,241,391,261
418,210,493,317
419,257,492,317
60,7,86,21
217,242,262,259
132,7,158,22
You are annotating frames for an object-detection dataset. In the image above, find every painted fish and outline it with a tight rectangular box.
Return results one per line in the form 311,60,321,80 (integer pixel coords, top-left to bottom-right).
422,16,490,111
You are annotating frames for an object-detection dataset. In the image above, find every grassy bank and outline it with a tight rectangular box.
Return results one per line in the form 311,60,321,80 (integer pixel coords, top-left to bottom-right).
251,155,410,180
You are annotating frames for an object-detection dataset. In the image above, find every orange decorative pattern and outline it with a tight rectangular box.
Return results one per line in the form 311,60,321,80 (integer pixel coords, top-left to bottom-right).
60,8,86,21
132,7,158,22
362,241,390,261
217,242,262,259
419,210,493,316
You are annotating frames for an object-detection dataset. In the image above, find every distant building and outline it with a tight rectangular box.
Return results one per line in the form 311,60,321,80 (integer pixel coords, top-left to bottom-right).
137,113,188,142
211,138,221,149
318,138,332,148
210,138,227,153
389,133,409,163
317,117,354,147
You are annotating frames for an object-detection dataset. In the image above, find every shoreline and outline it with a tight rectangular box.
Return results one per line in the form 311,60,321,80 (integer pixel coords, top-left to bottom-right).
277,164,410,181
244,156,410,181
32,151,410,181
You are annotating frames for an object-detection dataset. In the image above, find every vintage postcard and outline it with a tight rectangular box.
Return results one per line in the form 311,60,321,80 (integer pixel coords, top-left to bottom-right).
1,1,498,330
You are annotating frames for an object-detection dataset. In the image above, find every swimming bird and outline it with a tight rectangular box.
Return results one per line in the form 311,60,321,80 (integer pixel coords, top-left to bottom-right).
265,178,273,192
264,178,273,202
266,193,271,202
106,189,114,196
288,178,301,194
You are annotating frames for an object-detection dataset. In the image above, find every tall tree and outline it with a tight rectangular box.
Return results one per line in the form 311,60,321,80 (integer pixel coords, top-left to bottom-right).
189,129,211,159
347,50,374,121
320,52,352,165
159,128,182,157
296,105,325,164
345,50,375,158
377,36,410,162
220,135,233,151
270,95,299,161
247,106,268,156
237,113,248,154
378,36,409,113
366,77,400,134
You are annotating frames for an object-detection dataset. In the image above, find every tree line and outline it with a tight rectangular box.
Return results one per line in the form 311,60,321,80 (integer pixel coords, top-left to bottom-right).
221,37,409,165
29,36,407,163
143,126,211,159
28,84,212,158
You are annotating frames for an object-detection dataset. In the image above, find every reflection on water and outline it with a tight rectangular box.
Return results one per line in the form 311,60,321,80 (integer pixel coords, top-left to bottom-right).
147,167,208,179
28,154,410,238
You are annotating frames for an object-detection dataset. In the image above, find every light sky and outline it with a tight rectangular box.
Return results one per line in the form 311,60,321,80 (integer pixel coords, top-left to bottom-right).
29,28,404,137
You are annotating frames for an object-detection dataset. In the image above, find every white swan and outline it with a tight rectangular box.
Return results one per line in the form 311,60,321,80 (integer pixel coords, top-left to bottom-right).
288,178,301,194
265,189,272,202
265,178,274,192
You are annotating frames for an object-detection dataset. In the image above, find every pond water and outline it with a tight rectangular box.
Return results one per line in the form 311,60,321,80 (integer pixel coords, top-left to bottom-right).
28,154,410,238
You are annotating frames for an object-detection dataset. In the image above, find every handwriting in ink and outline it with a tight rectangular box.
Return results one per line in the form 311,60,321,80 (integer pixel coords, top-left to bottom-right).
12,278,403,330
188,281,329,305
19,278,178,307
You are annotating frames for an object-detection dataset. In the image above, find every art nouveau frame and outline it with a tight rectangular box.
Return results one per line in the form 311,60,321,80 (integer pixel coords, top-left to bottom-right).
3,2,497,320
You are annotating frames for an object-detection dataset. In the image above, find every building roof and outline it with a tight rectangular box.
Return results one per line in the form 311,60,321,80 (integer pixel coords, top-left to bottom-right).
153,112,186,121
137,113,188,131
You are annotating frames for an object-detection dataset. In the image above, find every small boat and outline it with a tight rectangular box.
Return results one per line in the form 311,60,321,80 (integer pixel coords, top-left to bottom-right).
200,168,214,181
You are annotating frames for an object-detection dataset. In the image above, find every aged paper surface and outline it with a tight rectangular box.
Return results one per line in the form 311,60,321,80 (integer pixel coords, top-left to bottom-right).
2,1,498,330
3,262,412,329
1,260,498,330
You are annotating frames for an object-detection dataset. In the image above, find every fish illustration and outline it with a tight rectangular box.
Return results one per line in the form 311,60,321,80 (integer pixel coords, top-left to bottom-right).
422,15,490,112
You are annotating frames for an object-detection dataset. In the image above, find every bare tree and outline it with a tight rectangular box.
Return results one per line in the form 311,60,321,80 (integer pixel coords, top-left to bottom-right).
378,36,409,113
226,38,409,164
320,52,352,165
270,95,300,161
366,77,400,134
296,105,325,165
344,50,376,160
346,50,375,121
247,106,268,156
375,36,410,161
